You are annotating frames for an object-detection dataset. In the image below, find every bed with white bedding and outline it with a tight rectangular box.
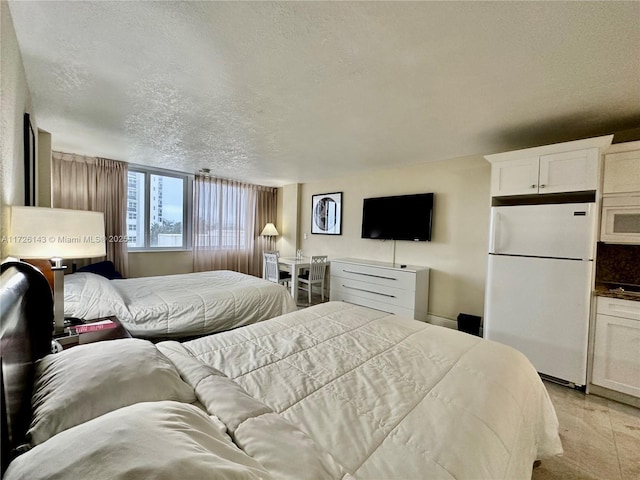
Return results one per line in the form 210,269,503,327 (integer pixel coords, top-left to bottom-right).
63,270,298,338
2,262,562,480
161,302,563,479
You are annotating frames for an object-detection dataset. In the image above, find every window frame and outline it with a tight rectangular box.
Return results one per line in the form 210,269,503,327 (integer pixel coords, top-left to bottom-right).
127,165,193,252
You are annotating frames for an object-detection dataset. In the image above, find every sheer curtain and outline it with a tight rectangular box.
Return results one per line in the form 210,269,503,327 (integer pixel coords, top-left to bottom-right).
52,152,129,276
193,175,277,277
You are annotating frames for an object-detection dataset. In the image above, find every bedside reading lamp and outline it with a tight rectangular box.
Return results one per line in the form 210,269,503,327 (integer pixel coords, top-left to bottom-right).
260,223,279,237
7,207,106,335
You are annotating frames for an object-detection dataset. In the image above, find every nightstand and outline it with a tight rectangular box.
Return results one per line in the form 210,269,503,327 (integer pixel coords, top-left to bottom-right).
54,316,131,350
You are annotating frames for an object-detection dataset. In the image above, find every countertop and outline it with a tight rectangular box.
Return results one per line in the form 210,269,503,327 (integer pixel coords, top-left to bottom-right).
594,284,640,302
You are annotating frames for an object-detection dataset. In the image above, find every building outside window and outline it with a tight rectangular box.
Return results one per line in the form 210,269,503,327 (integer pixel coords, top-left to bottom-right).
126,168,192,250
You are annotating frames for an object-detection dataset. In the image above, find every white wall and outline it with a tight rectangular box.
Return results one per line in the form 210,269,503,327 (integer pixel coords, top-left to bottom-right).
295,155,491,322
276,183,300,257
1,3,35,257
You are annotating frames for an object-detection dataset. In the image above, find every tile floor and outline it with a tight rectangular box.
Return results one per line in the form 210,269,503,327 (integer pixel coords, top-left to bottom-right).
293,290,327,308
532,381,639,480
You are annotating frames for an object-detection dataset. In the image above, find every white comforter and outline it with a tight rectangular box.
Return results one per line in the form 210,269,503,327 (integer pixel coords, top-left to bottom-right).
64,271,297,338
158,302,563,479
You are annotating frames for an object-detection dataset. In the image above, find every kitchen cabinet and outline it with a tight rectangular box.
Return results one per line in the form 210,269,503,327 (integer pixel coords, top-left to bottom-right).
539,149,599,194
490,148,599,196
486,136,612,197
602,142,640,194
489,157,540,197
592,296,640,398
600,142,640,244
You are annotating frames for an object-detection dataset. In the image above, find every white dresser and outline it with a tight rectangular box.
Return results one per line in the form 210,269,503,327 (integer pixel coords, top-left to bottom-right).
330,258,429,321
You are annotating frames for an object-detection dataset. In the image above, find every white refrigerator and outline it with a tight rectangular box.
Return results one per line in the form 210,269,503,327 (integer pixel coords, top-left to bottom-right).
484,202,597,386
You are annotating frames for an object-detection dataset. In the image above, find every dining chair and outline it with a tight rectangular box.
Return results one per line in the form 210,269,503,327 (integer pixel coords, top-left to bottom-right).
262,250,278,280
265,250,292,276
263,252,291,287
297,255,328,305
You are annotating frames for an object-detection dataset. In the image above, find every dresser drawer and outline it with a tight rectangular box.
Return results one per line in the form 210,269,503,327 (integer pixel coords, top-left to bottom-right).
331,261,416,291
331,278,415,309
330,288,415,318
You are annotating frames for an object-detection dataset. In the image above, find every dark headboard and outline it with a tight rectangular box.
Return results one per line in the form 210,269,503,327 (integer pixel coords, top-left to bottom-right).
0,262,53,476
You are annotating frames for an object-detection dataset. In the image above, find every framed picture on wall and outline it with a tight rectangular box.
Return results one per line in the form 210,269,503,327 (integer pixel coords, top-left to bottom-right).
23,112,36,206
311,192,342,235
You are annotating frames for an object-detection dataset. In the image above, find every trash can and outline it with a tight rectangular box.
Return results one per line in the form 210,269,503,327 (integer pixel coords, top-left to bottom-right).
457,313,481,336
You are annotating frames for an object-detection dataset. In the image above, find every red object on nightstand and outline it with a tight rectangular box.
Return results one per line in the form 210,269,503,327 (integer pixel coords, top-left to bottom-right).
55,316,131,350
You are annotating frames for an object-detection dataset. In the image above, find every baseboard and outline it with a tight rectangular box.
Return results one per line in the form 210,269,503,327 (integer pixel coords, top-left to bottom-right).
427,314,457,330
588,384,640,408
426,314,483,337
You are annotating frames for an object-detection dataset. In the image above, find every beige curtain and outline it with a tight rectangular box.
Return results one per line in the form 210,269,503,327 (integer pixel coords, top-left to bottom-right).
52,152,129,277
193,175,277,277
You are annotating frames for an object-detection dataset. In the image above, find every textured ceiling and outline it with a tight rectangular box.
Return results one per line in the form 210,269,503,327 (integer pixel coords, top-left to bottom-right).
8,1,640,187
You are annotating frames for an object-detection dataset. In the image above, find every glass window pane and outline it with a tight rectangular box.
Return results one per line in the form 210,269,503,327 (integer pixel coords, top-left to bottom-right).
127,171,145,248
150,174,184,248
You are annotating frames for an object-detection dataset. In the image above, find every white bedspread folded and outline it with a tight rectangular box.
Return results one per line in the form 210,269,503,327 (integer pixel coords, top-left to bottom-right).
158,341,351,480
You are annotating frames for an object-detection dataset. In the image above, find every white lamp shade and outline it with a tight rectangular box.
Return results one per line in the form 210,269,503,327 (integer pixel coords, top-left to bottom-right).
8,207,107,259
260,223,279,236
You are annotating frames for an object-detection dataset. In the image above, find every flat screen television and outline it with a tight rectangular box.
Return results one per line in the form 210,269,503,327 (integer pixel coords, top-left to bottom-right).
361,193,434,241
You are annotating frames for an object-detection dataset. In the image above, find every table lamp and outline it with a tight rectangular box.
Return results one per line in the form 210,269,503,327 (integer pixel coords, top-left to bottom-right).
7,206,106,334
260,223,279,237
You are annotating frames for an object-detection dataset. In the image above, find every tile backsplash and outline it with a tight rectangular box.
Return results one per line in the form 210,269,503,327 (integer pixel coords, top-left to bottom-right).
595,243,640,285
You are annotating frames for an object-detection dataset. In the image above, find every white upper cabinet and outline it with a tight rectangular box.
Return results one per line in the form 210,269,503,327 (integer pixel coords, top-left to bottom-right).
602,143,640,195
486,136,613,198
599,142,640,244
539,148,599,194
490,157,539,196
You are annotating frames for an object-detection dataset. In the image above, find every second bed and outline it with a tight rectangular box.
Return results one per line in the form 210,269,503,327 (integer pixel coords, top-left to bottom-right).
64,270,298,338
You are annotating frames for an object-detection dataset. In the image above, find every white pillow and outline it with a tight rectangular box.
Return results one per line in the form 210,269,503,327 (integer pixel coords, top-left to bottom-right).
64,272,128,319
28,338,196,445
6,401,274,480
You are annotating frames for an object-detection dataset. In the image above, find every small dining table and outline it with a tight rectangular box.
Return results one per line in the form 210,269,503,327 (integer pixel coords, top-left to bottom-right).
277,256,310,299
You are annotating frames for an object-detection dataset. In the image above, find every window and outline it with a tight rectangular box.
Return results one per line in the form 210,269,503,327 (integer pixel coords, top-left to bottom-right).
126,167,192,250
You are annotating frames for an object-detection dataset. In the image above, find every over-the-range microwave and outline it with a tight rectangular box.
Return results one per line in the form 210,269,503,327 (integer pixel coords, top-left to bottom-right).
601,195,640,244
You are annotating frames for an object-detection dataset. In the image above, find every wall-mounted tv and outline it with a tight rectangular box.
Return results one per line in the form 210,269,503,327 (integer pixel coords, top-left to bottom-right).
361,193,434,241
